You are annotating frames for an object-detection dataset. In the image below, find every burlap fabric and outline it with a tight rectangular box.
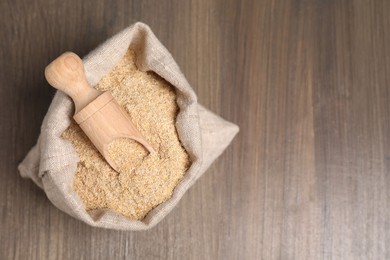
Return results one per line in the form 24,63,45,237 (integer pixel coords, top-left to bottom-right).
18,22,239,230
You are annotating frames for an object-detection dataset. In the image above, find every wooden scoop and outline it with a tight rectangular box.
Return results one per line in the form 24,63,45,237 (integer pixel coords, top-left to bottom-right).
45,52,154,171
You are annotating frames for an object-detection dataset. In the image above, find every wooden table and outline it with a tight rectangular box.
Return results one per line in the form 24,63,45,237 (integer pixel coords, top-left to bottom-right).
1,0,390,259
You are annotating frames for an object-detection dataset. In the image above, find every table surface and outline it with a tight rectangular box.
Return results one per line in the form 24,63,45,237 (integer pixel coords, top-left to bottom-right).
1,0,390,259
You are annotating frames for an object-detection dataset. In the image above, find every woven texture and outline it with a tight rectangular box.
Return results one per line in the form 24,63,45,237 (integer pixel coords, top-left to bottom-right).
18,22,239,230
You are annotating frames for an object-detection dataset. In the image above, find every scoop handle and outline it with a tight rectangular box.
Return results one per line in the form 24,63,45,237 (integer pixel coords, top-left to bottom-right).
44,52,101,113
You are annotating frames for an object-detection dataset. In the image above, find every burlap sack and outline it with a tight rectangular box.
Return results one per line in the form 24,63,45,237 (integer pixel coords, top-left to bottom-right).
18,22,239,230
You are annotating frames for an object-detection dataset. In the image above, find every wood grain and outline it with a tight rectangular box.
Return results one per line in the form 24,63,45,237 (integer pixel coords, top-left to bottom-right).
1,0,390,259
